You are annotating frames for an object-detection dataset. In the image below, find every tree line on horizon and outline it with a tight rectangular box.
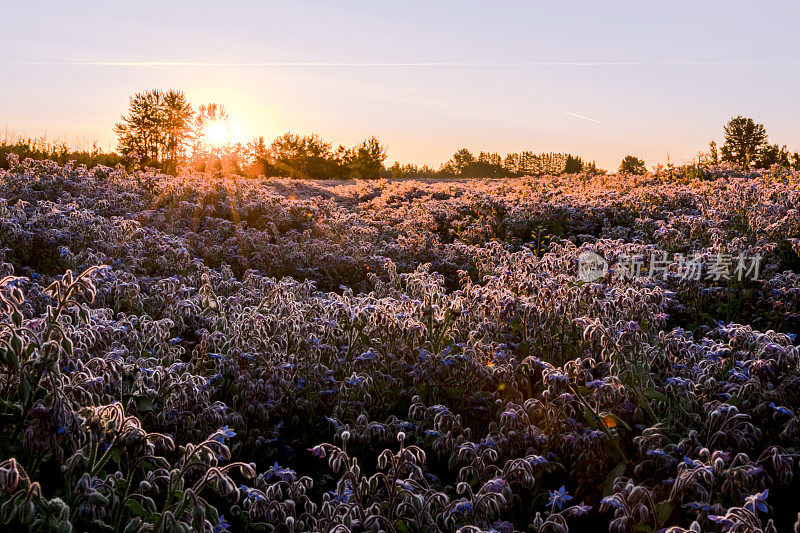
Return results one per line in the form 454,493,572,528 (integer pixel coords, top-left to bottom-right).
2,89,800,178
109,89,389,179
111,90,598,179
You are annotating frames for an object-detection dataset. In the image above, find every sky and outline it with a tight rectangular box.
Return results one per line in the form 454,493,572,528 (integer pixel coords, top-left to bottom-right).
2,1,799,171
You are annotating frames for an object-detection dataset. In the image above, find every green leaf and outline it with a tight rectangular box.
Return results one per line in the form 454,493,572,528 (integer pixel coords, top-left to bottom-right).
603,461,627,496
6,349,19,373
10,335,22,357
0,498,15,523
519,341,530,357
89,492,109,506
445,386,462,399
135,396,154,412
61,337,74,356
11,310,23,329
125,499,157,520
19,374,32,404
643,389,668,402
88,520,113,533
123,519,144,533
582,407,598,428
655,501,674,527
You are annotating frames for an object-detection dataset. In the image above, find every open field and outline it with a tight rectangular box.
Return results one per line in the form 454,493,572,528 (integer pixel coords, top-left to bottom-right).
0,156,799,532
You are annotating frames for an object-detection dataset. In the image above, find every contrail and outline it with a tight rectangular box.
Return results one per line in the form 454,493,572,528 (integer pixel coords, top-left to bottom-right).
7,60,773,68
565,111,605,124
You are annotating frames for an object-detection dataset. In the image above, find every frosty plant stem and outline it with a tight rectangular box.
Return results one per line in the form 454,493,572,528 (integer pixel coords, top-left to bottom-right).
13,266,104,445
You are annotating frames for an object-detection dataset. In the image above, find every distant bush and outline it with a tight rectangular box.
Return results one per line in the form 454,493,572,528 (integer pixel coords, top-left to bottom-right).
0,136,124,170
618,155,647,175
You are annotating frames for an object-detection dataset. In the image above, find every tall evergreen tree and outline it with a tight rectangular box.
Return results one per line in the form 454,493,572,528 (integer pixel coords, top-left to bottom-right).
708,140,719,164
563,155,584,174
161,91,194,172
114,89,193,170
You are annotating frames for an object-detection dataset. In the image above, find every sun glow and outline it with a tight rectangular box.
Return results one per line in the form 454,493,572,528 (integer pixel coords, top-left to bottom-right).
200,118,243,150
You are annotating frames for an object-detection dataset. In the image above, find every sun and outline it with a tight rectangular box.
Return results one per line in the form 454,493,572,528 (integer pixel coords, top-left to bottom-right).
200,118,243,150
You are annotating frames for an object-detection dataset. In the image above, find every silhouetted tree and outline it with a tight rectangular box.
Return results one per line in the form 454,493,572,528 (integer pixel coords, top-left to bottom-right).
721,116,767,168
346,136,387,179
563,155,584,174
388,162,438,180
0,135,124,170
478,152,502,167
114,89,193,170
161,91,193,172
191,103,230,154
114,90,162,167
708,140,719,164
520,151,538,175
584,160,605,175
450,148,476,176
503,153,521,176
242,136,270,176
443,148,513,178
389,161,403,180
188,103,247,174
268,133,342,179
473,152,508,178
619,155,647,174
756,143,792,168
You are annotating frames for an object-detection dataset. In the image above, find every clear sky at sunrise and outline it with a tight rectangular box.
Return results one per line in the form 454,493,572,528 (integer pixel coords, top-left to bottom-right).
2,0,799,170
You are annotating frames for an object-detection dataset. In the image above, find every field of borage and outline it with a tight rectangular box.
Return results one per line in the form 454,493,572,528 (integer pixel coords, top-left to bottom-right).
0,154,799,533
